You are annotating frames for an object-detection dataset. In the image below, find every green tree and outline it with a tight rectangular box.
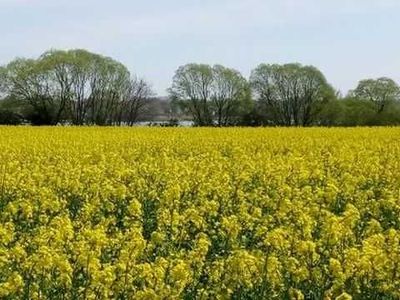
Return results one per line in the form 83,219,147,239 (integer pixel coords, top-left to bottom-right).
211,65,251,126
0,49,145,125
250,63,335,126
350,77,400,113
169,64,214,126
0,95,27,124
169,64,250,126
0,58,64,125
39,49,131,125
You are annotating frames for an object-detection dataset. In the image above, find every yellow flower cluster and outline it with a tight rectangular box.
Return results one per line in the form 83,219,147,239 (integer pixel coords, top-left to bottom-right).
0,127,400,299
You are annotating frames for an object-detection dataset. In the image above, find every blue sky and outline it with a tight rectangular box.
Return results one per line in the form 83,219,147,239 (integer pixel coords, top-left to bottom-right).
1,0,399,96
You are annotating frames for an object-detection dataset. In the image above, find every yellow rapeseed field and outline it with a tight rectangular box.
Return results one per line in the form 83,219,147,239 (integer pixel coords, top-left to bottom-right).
1,127,400,299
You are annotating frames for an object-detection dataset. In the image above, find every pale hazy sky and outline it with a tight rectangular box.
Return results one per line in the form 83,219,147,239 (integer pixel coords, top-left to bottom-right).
1,0,399,95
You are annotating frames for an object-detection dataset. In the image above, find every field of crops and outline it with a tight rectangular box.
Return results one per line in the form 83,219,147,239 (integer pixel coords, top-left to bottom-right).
0,127,400,299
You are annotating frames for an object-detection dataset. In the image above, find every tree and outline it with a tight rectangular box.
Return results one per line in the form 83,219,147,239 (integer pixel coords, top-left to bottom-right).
39,50,131,125
250,63,335,126
0,49,141,125
0,109,22,125
169,64,214,126
169,64,250,126
0,58,65,125
350,77,400,113
117,77,154,126
87,55,131,125
0,95,28,124
211,65,250,126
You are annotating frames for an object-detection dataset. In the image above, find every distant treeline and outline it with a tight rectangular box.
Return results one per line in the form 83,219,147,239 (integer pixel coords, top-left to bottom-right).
1,49,400,126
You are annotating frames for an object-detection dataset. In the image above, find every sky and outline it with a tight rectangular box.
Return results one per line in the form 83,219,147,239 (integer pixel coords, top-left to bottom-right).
0,0,400,96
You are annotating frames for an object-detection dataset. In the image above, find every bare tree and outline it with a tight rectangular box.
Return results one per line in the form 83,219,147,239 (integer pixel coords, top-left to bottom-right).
117,77,153,126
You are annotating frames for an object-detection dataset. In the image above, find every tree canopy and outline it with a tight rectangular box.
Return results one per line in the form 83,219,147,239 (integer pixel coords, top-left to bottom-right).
250,63,335,126
350,77,400,113
169,63,250,126
0,49,153,125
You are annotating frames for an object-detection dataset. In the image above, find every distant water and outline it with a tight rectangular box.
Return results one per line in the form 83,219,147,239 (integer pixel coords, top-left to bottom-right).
134,120,194,127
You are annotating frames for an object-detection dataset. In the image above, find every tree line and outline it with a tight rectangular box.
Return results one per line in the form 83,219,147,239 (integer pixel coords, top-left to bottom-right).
0,50,153,125
1,49,400,126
